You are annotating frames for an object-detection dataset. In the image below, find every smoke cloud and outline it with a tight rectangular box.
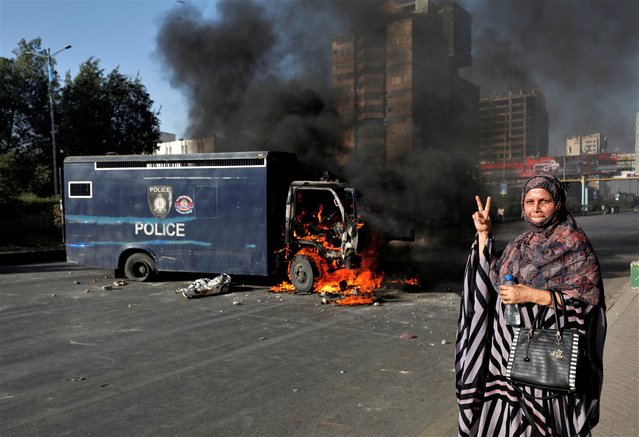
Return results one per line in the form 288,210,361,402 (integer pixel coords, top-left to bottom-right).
156,0,391,173
458,0,639,153
156,0,477,236
155,0,637,251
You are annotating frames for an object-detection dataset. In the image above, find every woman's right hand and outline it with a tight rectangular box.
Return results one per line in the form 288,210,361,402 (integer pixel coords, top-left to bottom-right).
473,196,492,234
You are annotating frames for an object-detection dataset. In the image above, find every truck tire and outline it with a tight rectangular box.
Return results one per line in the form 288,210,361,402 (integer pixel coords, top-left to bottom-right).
290,255,316,293
124,253,157,282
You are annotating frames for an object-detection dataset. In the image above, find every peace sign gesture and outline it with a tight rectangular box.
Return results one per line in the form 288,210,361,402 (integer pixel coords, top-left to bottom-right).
472,196,492,234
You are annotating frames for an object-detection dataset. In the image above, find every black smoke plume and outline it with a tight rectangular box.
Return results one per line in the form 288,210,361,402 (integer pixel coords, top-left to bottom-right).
156,0,477,241
155,0,637,266
459,0,639,153
156,0,392,174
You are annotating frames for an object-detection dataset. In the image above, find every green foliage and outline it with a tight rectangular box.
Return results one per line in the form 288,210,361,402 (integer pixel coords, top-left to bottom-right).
1,38,161,198
0,193,61,249
0,150,53,202
0,151,22,203
58,59,160,157
1,40,53,156
16,192,58,213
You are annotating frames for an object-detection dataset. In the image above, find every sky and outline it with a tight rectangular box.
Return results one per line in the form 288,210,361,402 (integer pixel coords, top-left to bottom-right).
2,0,638,154
0,0,206,139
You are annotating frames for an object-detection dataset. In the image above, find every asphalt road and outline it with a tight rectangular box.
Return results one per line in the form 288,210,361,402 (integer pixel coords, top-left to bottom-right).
0,212,636,436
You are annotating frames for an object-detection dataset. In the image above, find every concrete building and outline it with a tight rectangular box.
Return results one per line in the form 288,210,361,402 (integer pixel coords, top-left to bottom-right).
565,132,605,156
331,0,478,165
159,132,177,143
155,136,216,155
478,89,549,162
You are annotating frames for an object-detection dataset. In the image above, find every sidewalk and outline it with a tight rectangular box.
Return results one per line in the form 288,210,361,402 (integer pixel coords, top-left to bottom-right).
594,276,639,436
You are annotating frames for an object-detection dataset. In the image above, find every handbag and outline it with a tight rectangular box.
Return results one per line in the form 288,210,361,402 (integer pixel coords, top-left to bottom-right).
505,291,581,393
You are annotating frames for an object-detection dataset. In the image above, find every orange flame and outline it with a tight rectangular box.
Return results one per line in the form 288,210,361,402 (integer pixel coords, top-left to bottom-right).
271,245,383,306
270,203,387,305
386,276,421,288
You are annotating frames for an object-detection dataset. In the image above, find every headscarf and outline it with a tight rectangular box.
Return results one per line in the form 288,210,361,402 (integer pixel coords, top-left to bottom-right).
492,175,604,307
520,175,568,229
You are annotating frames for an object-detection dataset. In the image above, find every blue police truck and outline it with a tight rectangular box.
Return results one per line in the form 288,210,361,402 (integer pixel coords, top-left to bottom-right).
63,151,361,291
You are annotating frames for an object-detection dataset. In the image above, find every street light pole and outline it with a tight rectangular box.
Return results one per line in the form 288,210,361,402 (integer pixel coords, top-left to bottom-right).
38,45,72,196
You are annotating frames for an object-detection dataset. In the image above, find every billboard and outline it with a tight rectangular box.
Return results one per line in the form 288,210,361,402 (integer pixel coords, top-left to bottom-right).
479,153,631,179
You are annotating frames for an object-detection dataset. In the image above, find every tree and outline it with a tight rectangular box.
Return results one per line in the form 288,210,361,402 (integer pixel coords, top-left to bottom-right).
0,39,57,197
58,59,160,157
105,70,160,155
0,39,161,197
0,39,52,155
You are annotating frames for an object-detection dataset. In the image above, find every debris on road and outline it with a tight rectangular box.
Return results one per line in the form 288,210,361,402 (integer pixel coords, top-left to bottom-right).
176,274,231,299
66,376,87,383
399,332,416,340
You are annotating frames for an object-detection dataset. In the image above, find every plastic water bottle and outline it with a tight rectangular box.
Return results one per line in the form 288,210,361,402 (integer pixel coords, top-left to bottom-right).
502,274,521,326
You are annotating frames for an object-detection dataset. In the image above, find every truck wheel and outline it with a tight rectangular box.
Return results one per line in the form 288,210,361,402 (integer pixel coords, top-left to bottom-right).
290,255,316,293
124,253,157,282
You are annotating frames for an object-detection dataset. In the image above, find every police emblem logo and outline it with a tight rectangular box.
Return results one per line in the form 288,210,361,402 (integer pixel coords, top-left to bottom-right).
148,186,172,219
175,195,194,214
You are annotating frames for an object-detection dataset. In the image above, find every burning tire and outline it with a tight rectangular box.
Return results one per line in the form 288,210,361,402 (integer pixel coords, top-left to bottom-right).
124,252,157,282
289,254,317,293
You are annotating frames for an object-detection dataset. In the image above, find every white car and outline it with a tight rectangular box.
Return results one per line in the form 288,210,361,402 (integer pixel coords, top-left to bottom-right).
533,160,560,173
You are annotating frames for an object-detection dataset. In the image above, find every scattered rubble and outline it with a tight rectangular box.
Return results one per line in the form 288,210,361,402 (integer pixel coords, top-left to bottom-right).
176,274,231,299
66,376,87,383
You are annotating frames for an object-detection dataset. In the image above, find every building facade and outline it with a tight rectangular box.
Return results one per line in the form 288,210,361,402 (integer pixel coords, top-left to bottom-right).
155,136,216,155
159,132,177,144
478,89,549,162
331,0,478,165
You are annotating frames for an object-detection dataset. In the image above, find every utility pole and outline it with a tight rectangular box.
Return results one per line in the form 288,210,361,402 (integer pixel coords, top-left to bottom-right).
28,45,72,196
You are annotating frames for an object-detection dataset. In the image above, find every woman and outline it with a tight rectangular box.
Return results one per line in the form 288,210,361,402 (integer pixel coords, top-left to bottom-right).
455,176,606,436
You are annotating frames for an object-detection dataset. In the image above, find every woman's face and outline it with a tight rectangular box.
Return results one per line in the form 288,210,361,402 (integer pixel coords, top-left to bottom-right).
523,188,555,224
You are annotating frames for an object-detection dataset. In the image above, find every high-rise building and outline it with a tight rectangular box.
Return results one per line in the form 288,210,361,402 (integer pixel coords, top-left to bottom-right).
331,0,478,165
478,89,549,162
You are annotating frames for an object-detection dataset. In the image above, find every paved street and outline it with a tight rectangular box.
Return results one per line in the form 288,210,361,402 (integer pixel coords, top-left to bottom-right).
0,212,637,436
0,265,461,436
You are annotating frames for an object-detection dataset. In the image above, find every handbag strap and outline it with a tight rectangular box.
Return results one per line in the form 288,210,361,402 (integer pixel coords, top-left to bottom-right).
515,394,544,437
522,291,567,367
529,290,566,336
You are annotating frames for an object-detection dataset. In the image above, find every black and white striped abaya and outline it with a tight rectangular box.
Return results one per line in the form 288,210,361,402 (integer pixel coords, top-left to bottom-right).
455,235,606,437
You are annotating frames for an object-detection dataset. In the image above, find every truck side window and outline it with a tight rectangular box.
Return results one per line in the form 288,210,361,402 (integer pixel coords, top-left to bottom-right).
68,181,92,198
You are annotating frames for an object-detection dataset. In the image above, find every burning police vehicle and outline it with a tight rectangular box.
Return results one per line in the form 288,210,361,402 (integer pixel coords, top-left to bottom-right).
63,151,371,298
